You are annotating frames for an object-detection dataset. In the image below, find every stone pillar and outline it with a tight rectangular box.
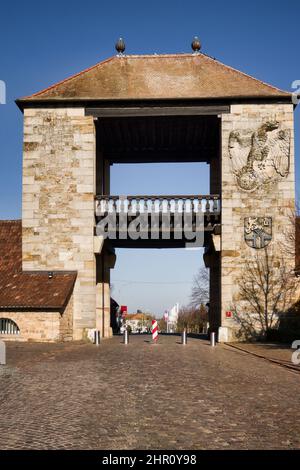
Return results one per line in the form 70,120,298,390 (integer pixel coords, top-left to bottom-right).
220,103,295,341
104,160,110,195
22,108,96,340
96,252,113,338
208,121,222,332
208,252,221,332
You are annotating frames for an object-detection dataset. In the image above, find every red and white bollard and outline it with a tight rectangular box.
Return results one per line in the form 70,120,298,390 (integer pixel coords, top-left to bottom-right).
152,319,158,343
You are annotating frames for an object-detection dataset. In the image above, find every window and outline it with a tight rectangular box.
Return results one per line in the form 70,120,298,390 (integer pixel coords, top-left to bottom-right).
0,318,20,335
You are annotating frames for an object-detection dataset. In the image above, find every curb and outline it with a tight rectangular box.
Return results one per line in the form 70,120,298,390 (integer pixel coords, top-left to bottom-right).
224,342,300,374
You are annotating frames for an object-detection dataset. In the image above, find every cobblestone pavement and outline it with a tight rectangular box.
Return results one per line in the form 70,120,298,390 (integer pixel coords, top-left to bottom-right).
0,335,300,450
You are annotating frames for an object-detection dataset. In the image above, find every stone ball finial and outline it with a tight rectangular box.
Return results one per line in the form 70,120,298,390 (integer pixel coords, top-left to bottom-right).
191,36,201,53
115,38,126,55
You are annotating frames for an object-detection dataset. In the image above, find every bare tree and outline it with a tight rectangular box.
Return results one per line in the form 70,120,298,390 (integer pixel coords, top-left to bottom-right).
277,201,300,270
158,317,167,333
190,267,209,310
177,305,207,334
233,248,296,339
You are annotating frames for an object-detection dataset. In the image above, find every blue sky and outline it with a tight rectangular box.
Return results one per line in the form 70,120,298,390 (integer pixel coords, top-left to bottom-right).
0,0,299,315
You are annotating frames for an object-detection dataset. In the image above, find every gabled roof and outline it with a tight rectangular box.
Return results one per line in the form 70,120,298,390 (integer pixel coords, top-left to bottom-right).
16,53,291,106
0,220,76,310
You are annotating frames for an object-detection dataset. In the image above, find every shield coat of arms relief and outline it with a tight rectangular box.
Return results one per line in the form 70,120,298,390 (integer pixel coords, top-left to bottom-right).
244,217,272,249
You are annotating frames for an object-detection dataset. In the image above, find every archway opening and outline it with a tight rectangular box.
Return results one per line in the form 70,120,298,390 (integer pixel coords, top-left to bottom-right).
94,112,221,336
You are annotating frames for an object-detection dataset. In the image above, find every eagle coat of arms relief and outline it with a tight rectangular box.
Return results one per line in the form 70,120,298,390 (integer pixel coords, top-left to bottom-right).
228,120,290,192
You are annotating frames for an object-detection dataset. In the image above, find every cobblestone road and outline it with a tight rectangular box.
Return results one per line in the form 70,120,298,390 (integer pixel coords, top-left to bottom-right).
0,335,299,450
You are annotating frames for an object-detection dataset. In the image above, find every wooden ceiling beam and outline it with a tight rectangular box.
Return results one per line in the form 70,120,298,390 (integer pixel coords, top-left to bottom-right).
88,105,229,118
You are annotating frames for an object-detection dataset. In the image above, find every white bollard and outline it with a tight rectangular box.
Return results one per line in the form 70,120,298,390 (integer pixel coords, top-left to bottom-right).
94,330,100,345
182,329,187,345
210,332,216,347
124,328,129,345
0,340,6,365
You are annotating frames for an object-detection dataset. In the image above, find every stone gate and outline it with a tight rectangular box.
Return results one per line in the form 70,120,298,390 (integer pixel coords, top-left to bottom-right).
0,40,295,342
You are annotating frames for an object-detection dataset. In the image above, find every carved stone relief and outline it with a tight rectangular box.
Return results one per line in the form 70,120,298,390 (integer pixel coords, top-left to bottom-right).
244,217,272,249
229,120,290,191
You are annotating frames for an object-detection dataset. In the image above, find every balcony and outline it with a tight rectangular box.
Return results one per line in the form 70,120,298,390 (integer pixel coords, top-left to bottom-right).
95,195,221,248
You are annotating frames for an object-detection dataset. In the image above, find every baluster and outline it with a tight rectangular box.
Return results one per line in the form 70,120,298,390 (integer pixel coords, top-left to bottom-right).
164,198,168,214
105,198,109,214
110,201,115,230
192,198,197,214
123,196,131,213
213,196,219,213
168,199,172,224
96,199,101,215
150,197,155,214
174,198,178,214
158,197,163,215
205,196,211,213
145,198,150,214
107,198,111,215
186,197,191,213
167,199,174,222
174,198,179,230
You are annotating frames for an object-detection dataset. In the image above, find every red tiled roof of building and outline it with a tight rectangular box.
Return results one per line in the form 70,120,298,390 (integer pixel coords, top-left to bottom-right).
126,313,153,320
16,53,291,105
0,220,76,310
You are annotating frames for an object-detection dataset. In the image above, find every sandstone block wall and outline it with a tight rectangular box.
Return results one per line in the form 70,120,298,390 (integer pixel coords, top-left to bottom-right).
221,103,295,339
22,108,96,339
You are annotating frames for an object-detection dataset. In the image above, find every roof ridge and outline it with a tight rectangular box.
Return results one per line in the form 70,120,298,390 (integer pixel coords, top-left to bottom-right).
119,53,194,58
0,219,21,223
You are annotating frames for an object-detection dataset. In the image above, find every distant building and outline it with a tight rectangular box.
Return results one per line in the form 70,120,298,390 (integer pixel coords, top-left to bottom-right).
166,303,179,333
124,313,153,333
0,220,76,341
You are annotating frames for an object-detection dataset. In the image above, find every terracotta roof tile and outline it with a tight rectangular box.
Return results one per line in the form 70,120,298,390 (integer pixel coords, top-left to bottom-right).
0,220,76,310
0,220,22,272
17,53,291,104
